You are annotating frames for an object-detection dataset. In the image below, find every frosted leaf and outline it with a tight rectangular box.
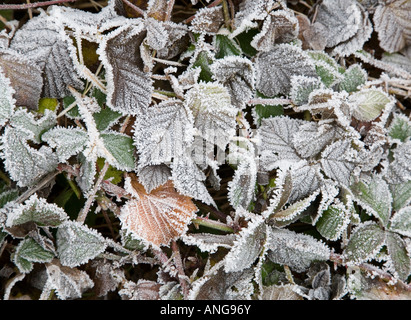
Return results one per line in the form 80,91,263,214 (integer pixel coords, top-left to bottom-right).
373,0,411,53
137,164,171,194
224,216,266,272
386,141,411,184
344,221,386,264
388,113,411,143
287,161,322,203
314,179,341,224
258,116,303,170
259,284,303,300
10,12,83,98
266,227,330,273
119,176,198,247
156,22,189,60
45,260,94,300
390,206,411,237
41,126,88,163
182,233,235,253
290,75,324,106
210,56,255,109
0,50,43,110
185,82,237,150
316,203,351,241
390,181,411,212
330,5,373,57
0,65,15,127
145,17,169,51
306,51,343,88
56,220,107,267
134,99,195,167
97,23,153,115
268,190,319,228
382,52,411,75
250,10,299,52
0,126,58,187
100,132,136,171
320,139,358,186
76,153,96,196
350,175,392,227
171,153,216,207
0,188,18,209
349,88,393,122
262,169,293,218
292,120,343,159
93,106,122,132
9,108,56,144
385,231,410,281
14,237,54,273
255,44,317,97
190,6,224,34
6,194,68,228
313,0,362,48
338,64,368,93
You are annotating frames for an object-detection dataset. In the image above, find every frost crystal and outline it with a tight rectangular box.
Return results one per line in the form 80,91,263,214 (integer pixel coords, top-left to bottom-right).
0,65,15,127
137,164,171,194
255,44,317,97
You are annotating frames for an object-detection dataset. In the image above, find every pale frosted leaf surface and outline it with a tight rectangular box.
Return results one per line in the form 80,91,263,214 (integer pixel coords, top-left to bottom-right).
98,23,153,115
9,108,56,144
45,260,94,300
386,141,411,184
0,66,15,127
349,88,392,122
390,181,411,212
134,99,194,167
320,139,358,187
258,116,303,170
6,194,68,227
313,0,362,48
373,0,411,53
338,64,368,93
171,153,216,207
255,44,317,97
145,17,169,51
292,121,342,159
290,75,324,106
224,216,266,272
101,132,136,171
210,56,255,109
76,153,96,196
41,127,88,163
185,82,237,149
14,237,54,273
10,12,83,98
250,10,299,52
260,284,303,300
137,164,171,194
119,176,198,247
316,203,350,241
182,233,235,253
389,206,411,237
307,51,343,88
382,52,411,75
266,227,330,272
385,231,410,281
0,50,42,110
350,175,392,227
388,113,411,143
0,126,58,187
287,162,322,203
262,169,293,218
190,6,224,34
344,222,386,264
56,220,107,267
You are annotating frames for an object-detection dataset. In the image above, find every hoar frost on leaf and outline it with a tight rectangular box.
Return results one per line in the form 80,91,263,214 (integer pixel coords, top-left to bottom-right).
0,65,16,127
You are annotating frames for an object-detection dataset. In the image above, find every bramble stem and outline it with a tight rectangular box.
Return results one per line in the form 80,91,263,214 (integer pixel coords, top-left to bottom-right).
0,0,77,10
121,0,145,16
192,216,235,233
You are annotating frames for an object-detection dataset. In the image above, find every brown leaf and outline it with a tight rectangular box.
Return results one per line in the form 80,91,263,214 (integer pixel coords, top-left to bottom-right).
119,174,198,247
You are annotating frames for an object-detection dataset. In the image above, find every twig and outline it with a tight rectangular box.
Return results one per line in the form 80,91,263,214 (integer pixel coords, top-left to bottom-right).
15,171,59,204
165,0,175,21
171,241,190,299
192,216,235,233
0,0,77,10
121,0,145,16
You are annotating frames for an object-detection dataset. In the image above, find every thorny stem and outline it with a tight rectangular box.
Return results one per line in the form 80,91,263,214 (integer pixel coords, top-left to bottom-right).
192,216,235,233
172,241,190,299
0,0,77,10
165,0,175,21
15,171,59,204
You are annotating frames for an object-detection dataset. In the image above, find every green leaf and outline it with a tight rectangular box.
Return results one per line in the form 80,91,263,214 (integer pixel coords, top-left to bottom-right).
389,206,411,237
38,98,58,114
0,188,19,209
14,237,54,273
386,231,410,281
307,51,342,87
390,181,411,211
214,34,242,59
56,220,107,267
234,29,259,57
350,175,392,227
6,194,69,227
93,106,122,132
62,96,80,119
338,64,367,93
101,132,136,171
344,222,386,264
97,157,123,184
316,204,350,241
350,88,392,122
388,113,411,143
192,51,214,82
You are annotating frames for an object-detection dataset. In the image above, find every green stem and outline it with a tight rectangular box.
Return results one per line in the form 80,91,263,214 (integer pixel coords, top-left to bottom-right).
0,170,11,186
66,175,81,199
192,216,235,233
